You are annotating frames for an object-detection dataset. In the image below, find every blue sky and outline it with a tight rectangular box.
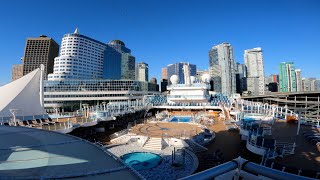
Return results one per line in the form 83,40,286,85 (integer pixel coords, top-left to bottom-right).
0,0,319,85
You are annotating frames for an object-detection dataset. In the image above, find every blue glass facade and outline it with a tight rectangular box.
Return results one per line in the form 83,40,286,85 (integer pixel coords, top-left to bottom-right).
103,46,122,79
167,62,196,84
103,41,135,80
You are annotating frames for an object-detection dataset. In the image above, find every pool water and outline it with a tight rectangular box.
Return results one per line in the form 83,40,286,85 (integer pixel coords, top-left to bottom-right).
170,116,191,122
244,113,265,122
121,152,161,170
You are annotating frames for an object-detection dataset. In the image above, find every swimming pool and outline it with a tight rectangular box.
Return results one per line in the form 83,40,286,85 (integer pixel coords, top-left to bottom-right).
121,152,162,170
243,113,275,122
169,116,192,123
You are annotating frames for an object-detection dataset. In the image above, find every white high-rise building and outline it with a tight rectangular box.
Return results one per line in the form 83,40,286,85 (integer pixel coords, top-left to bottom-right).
136,62,149,82
295,69,302,92
48,28,107,80
244,47,265,95
209,42,236,96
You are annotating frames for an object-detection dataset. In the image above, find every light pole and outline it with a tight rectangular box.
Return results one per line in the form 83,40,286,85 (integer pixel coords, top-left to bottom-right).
9,109,18,126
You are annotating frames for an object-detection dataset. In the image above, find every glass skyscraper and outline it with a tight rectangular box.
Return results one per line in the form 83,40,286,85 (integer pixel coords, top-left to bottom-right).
104,40,135,80
167,62,196,84
279,62,297,92
209,42,236,96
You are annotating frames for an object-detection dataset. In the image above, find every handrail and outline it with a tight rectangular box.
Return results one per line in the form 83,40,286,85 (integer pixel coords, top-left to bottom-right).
243,162,314,180
181,157,315,180
181,160,238,180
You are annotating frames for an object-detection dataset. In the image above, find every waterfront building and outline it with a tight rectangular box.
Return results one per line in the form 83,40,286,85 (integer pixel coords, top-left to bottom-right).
136,62,149,82
44,79,159,111
23,35,59,80
279,62,297,92
11,64,23,81
106,40,136,80
295,69,302,92
47,29,135,81
167,62,196,84
235,63,247,94
48,29,106,80
209,42,236,96
244,47,265,95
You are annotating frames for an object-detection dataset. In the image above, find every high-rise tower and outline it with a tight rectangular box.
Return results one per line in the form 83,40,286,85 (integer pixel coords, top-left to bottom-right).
23,35,59,79
136,62,149,82
48,29,106,80
104,40,135,80
295,69,302,92
279,62,297,92
209,42,236,96
244,47,265,95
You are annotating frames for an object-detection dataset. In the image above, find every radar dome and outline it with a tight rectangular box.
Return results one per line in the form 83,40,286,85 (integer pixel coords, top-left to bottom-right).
170,75,179,85
190,76,195,84
201,73,211,83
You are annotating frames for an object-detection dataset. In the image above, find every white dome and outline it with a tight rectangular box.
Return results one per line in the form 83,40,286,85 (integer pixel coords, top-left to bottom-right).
170,75,179,85
190,76,195,84
201,73,211,83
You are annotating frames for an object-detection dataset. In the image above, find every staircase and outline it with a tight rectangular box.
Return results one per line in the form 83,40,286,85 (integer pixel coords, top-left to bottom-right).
110,135,129,144
143,137,163,150
185,139,208,152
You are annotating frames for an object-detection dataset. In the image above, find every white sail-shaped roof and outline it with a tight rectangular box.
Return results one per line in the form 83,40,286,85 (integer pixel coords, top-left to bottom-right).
0,68,44,118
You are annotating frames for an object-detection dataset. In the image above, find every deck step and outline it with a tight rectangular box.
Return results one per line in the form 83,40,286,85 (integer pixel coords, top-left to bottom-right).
143,137,162,150
110,135,129,144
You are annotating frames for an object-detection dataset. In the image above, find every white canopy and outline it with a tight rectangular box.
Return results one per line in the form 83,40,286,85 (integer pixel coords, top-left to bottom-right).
0,67,44,118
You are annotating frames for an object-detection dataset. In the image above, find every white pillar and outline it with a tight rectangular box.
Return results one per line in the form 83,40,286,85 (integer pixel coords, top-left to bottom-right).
39,65,45,112
285,108,288,120
297,112,302,135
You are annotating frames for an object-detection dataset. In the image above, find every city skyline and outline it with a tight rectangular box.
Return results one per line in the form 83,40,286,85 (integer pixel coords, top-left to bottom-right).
1,0,320,85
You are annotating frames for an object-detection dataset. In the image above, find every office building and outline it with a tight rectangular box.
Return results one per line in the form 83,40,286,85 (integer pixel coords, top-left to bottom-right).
167,62,196,84
302,78,317,92
279,62,297,92
12,64,23,81
235,63,247,94
209,42,236,96
23,35,59,79
136,62,149,82
47,29,135,81
295,69,302,92
244,47,265,96
104,40,135,80
161,67,168,80
48,29,106,80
